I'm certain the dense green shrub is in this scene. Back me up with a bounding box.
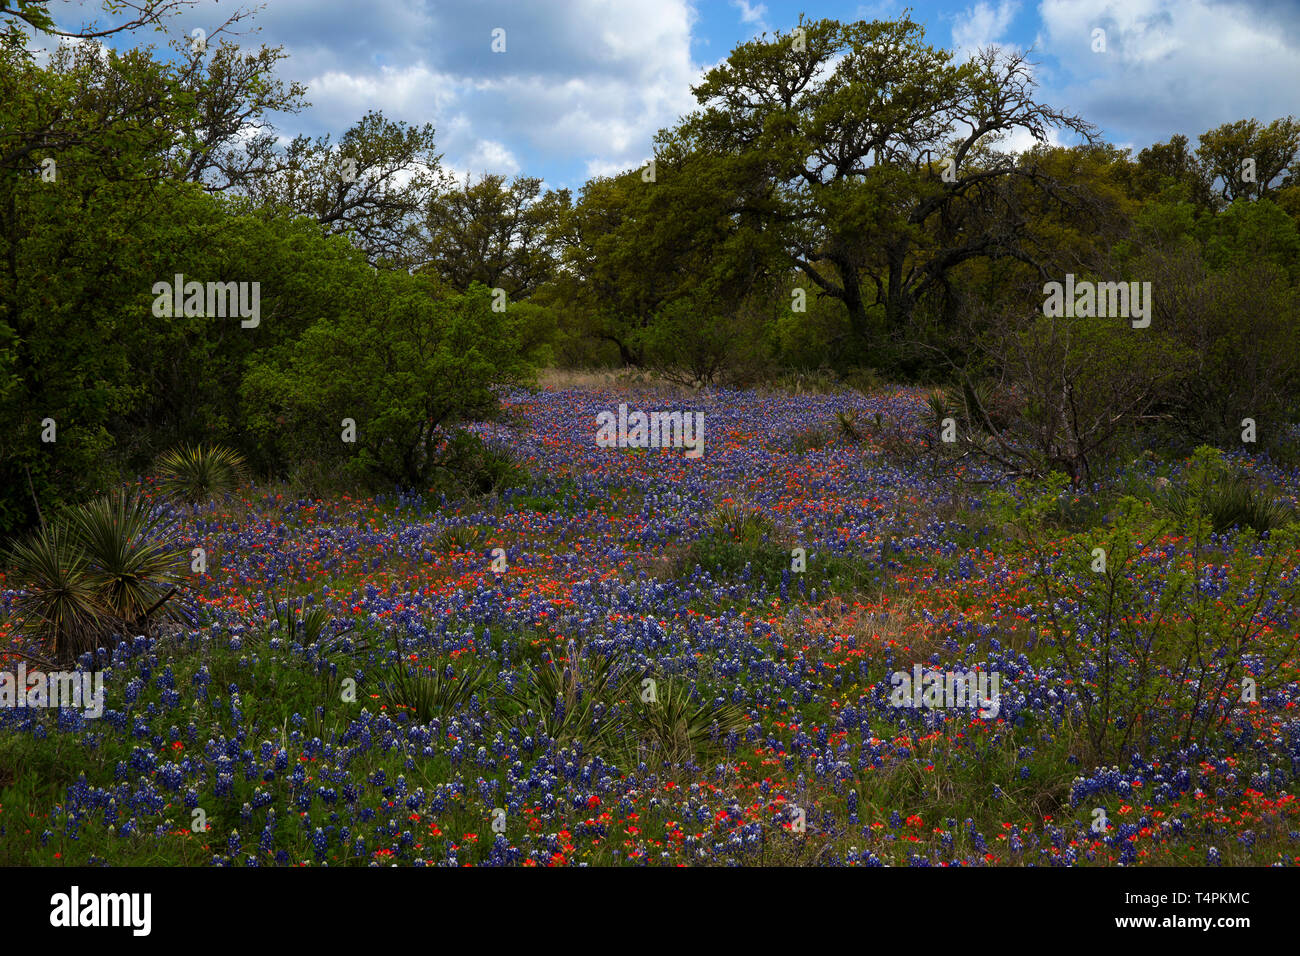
[241,279,540,492]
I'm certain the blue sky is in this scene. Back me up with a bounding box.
[41,0,1300,191]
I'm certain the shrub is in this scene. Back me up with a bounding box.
[681,534,791,586]
[1000,453,1300,764]
[839,367,883,394]
[241,279,538,492]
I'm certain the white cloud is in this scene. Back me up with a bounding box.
[286,0,700,189]
[303,64,463,130]
[952,0,1021,61]
[585,157,640,180]
[996,124,1064,155]
[731,0,769,33]
[455,139,522,180]
[1035,0,1300,138]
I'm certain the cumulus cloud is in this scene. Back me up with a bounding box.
[34,0,1300,182]
[451,139,522,183]
[731,0,770,34]
[951,0,1021,60]
[43,0,701,188]
[1034,0,1300,141]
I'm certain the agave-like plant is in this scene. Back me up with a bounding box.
[5,523,103,663]
[72,489,187,628]
[1165,473,1294,535]
[155,443,247,505]
[434,524,487,553]
[504,641,640,752]
[925,387,951,426]
[380,633,495,724]
[268,593,333,645]
[635,680,748,769]
[709,502,775,542]
[8,488,188,663]
[834,410,863,442]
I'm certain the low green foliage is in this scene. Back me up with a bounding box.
[429,431,529,498]
[1163,469,1293,534]
[634,679,748,771]
[434,524,489,553]
[998,450,1300,764]
[709,502,776,542]
[788,426,832,453]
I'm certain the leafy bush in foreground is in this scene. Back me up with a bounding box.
[1001,449,1300,764]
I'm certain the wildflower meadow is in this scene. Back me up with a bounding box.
[2,0,1295,938]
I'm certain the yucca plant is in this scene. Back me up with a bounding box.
[380,634,495,724]
[72,489,187,628]
[268,593,333,645]
[709,502,775,542]
[7,488,188,663]
[634,679,748,770]
[503,641,640,753]
[155,443,247,505]
[1165,473,1293,535]
[5,523,103,664]
[434,524,487,553]
[835,410,863,442]
[925,387,951,426]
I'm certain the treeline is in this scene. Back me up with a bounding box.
[3,6,1300,532]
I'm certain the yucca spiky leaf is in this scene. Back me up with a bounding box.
[6,522,105,663]
[381,633,495,723]
[434,524,487,553]
[636,679,748,768]
[709,502,775,542]
[155,443,247,505]
[503,641,639,751]
[71,489,187,628]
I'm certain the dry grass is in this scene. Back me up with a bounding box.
[536,367,706,401]
[537,368,629,389]
[799,593,941,659]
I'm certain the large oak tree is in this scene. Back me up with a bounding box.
[674,14,1095,360]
